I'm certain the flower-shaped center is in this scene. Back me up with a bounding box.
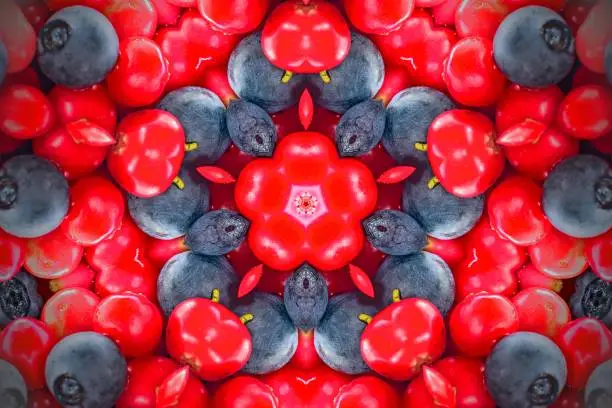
[295,192,316,216]
[285,186,328,226]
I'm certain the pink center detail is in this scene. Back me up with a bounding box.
[284,185,328,227]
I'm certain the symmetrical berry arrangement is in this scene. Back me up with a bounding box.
[0,0,611,407]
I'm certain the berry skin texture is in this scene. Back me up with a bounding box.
[362,210,427,256]
[0,272,43,326]
[0,85,55,140]
[0,155,69,239]
[186,210,250,256]
[45,331,127,408]
[585,359,612,408]
[543,155,612,239]
[41,288,100,340]
[336,99,386,158]
[226,99,277,157]
[528,226,588,280]
[486,332,567,408]
[444,37,507,107]
[493,6,575,88]
[570,271,612,327]
[283,264,328,331]
[37,6,120,89]
[555,318,612,390]
[24,227,83,280]
[557,85,612,140]
[450,293,520,358]
[0,359,28,408]
[512,288,571,338]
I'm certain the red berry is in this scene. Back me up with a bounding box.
[151,0,180,26]
[94,256,158,302]
[0,85,55,140]
[106,37,169,107]
[432,0,461,26]
[41,287,100,339]
[555,318,612,389]
[586,229,612,281]
[48,85,117,133]
[212,376,277,408]
[335,376,401,408]
[576,0,612,73]
[0,318,56,390]
[517,263,563,293]
[61,176,125,247]
[512,288,570,338]
[455,0,510,40]
[496,84,564,133]
[557,85,612,140]
[290,330,321,371]
[0,229,25,282]
[564,0,597,35]
[16,0,49,33]
[487,176,551,246]
[93,293,163,358]
[343,0,415,35]
[146,236,189,269]
[49,263,96,293]
[24,228,83,280]
[197,0,270,34]
[424,236,465,268]
[528,227,588,280]
[102,0,158,40]
[0,1,37,73]
[449,293,519,357]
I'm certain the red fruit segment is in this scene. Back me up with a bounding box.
[212,376,278,408]
[48,85,117,133]
[576,0,612,73]
[197,166,236,184]
[517,263,563,293]
[335,376,402,408]
[586,230,612,281]
[24,228,83,280]
[200,65,237,106]
[147,236,189,270]
[512,288,570,338]
[0,85,55,140]
[424,237,464,267]
[49,263,95,293]
[197,0,270,34]
[156,366,190,408]
[376,166,416,184]
[299,89,314,130]
[237,264,264,298]
[102,0,158,40]
[556,85,612,140]
[528,228,588,280]
[348,264,375,298]
[41,288,100,339]
[66,119,116,147]
[496,84,564,133]
[343,0,414,35]
[0,230,25,282]
[495,119,547,147]
[94,257,158,302]
[422,366,456,408]
[455,0,510,40]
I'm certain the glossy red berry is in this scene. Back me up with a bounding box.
[0,318,56,390]
[487,176,551,246]
[41,287,100,339]
[197,0,270,34]
[0,0,36,73]
[528,227,588,280]
[24,228,83,280]
[343,0,414,35]
[517,263,563,293]
[147,236,189,269]
[335,376,401,408]
[557,85,612,140]
[0,85,55,140]
[93,293,163,358]
[555,318,612,390]
[48,85,117,133]
[586,229,612,281]
[444,37,507,107]
[212,376,277,408]
[496,84,564,133]
[102,0,158,40]
[0,230,25,282]
[455,0,510,40]
[106,37,169,107]
[61,176,125,247]
[449,293,519,357]
[49,263,96,293]
[94,256,159,302]
[576,0,612,73]
[512,288,571,338]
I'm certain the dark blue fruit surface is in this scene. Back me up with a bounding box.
[493,6,575,88]
[485,332,567,408]
[226,99,277,157]
[186,210,249,256]
[403,165,484,240]
[157,86,230,165]
[314,292,378,375]
[228,33,307,114]
[37,6,119,89]
[606,42,612,85]
[335,99,386,157]
[543,154,612,238]
[373,251,455,316]
[382,86,455,165]
[0,359,27,408]
[362,210,426,256]
[45,331,127,408]
[283,264,328,331]
[307,32,384,114]
[128,168,210,240]
[0,271,43,327]
[570,270,612,328]
[0,155,69,239]
[233,292,297,375]
[0,41,7,86]
[157,251,238,316]
[585,359,612,408]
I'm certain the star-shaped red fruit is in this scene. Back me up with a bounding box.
[235,132,377,271]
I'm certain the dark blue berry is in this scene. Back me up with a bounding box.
[570,271,612,327]
[45,332,127,408]
[543,155,612,238]
[0,272,42,327]
[0,41,7,86]
[157,251,238,316]
[0,155,69,238]
[585,359,612,408]
[37,6,119,89]
[283,264,328,331]
[335,99,386,157]
[363,210,427,256]
[0,359,27,408]
[493,6,575,88]
[605,42,612,85]
[185,210,249,256]
[226,98,277,157]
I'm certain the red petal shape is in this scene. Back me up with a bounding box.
[423,366,457,408]
[238,264,264,298]
[66,119,115,147]
[196,166,236,184]
[496,119,547,147]
[349,264,375,298]
[299,89,314,130]
[156,366,190,408]
[377,166,417,184]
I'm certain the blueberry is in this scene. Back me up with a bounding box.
[0,155,69,238]
[363,210,427,256]
[226,99,277,157]
[157,251,238,316]
[37,6,119,89]
[585,359,612,408]
[0,41,7,86]
[335,99,386,157]
[0,272,43,327]
[606,42,612,85]
[543,155,612,238]
[45,332,127,408]
[493,6,575,88]
[228,33,307,114]
[185,209,249,256]
[570,271,612,327]
[233,292,297,374]
[307,33,384,114]
[485,332,567,408]
[283,264,328,331]
[0,359,27,408]
[382,87,455,165]
[157,87,230,165]
[314,292,378,374]
[373,252,455,316]
[128,168,210,240]
[403,165,484,240]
